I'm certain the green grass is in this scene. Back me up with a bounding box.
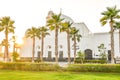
[0,70,120,80]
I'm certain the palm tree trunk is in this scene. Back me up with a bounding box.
[13,41,15,53]
[110,21,115,64]
[13,41,16,62]
[67,31,71,64]
[55,27,58,63]
[3,46,5,61]
[41,34,44,62]
[5,27,9,62]
[74,35,76,62]
[32,37,35,62]
[119,29,120,53]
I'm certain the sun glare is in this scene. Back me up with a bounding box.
[16,38,23,45]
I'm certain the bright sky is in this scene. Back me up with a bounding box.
[0,0,120,39]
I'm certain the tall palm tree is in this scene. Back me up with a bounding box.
[0,16,15,62]
[25,27,40,62]
[61,21,72,64]
[38,26,49,61]
[47,12,64,63]
[70,27,82,62]
[113,22,120,54]
[100,6,120,63]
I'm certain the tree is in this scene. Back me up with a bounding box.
[70,27,82,62]
[100,6,120,63]
[25,27,40,62]
[11,35,16,53]
[10,35,19,62]
[61,21,72,64]
[11,52,19,62]
[0,39,9,61]
[98,44,107,60]
[47,12,64,63]
[77,51,85,64]
[113,22,120,54]
[38,26,49,61]
[0,16,15,62]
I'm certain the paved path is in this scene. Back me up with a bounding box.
[46,62,73,67]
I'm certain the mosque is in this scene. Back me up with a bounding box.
[19,11,119,62]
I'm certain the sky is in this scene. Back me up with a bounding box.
[0,0,120,39]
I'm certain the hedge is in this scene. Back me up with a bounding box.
[75,59,107,64]
[0,62,61,71]
[67,64,120,72]
[0,62,120,72]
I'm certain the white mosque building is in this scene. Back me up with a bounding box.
[19,11,119,62]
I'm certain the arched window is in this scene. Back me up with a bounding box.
[48,45,51,49]
[60,45,63,49]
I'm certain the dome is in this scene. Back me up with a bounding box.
[46,11,74,23]
[61,14,74,23]
[48,10,54,15]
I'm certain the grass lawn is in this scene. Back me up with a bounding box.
[0,70,120,80]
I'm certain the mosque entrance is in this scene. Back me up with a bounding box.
[84,49,92,59]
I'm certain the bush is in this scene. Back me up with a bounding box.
[77,51,85,64]
[75,59,107,64]
[11,52,19,62]
[67,64,120,72]
[0,62,61,71]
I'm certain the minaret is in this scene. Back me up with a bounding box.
[60,8,62,14]
[46,10,54,22]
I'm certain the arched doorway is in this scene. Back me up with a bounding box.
[59,51,63,61]
[47,51,52,61]
[108,50,111,61]
[84,49,92,59]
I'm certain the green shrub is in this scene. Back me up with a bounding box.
[11,52,19,62]
[75,59,107,64]
[1,62,120,73]
[77,51,85,64]
[67,64,120,72]
[0,62,61,71]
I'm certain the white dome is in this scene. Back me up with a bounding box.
[46,11,74,23]
[61,14,74,23]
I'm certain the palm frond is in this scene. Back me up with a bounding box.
[101,21,107,26]
[100,16,108,22]
[47,19,54,24]
[114,15,120,19]
[113,22,120,29]
[50,26,55,30]
[8,28,14,33]
[0,27,4,32]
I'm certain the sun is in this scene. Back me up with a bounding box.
[16,38,23,45]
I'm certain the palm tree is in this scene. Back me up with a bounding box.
[47,12,64,63]
[70,27,82,62]
[0,39,9,61]
[0,16,15,62]
[61,21,72,64]
[11,35,16,53]
[113,22,120,54]
[25,27,40,62]
[100,6,120,63]
[38,26,49,61]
